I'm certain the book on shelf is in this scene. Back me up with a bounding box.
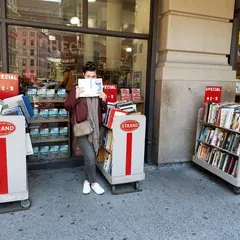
[104,108,128,129]
[97,147,112,174]
[199,126,240,154]
[196,143,238,178]
[100,127,113,152]
[203,102,240,130]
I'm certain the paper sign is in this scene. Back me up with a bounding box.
[78,78,103,97]
[204,86,222,103]
[103,84,117,103]
[120,88,131,101]
[0,73,19,100]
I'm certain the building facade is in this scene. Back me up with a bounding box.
[0,0,238,166]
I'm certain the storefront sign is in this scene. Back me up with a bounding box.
[204,86,222,103]
[103,84,117,103]
[120,120,139,132]
[0,122,16,136]
[0,73,19,100]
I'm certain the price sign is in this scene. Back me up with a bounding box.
[103,84,117,103]
[0,73,19,100]
[204,86,222,103]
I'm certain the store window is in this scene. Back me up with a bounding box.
[7,0,83,27]
[88,0,150,33]
[8,25,148,159]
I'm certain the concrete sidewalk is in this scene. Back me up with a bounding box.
[0,164,240,240]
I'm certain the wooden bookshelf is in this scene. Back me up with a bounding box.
[32,137,69,144]
[30,99,66,103]
[31,119,68,123]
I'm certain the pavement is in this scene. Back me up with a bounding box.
[0,164,240,240]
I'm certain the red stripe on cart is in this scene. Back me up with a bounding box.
[0,138,8,194]
[126,132,133,175]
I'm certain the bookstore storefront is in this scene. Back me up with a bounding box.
[0,0,157,167]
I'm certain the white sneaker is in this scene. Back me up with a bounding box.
[91,182,105,195]
[83,180,91,195]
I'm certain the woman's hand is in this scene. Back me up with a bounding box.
[76,86,85,99]
[99,92,107,102]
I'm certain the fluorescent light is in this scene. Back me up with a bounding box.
[88,0,96,2]
[49,35,56,41]
[126,47,132,52]
[70,17,80,25]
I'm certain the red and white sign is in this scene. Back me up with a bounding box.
[120,120,139,132]
[132,88,141,101]
[204,86,222,103]
[120,88,131,101]
[112,115,146,179]
[0,122,16,136]
[0,73,19,100]
[0,116,28,200]
[22,68,36,83]
[103,84,117,103]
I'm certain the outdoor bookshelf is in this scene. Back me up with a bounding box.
[97,115,146,194]
[193,108,240,194]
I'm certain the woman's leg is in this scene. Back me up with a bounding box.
[76,136,97,183]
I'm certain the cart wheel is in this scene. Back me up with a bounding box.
[134,182,140,190]
[233,186,240,195]
[20,199,31,208]
[112,185,116,194]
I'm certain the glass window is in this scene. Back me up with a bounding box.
[22,49,27,56]
[8,26,148,157]
[88,0,150,33]
[30,49,35,56]
[22,32,26,36]
[23,39,27,46]
[31,32,35,37]
[30,40,35,46]
[7,0,83,27]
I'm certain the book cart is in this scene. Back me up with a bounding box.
[0,116,30,208]
[97,115,146,194]
[29,98,70,162]
[192,108,240,194]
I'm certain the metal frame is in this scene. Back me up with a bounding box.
[0,0,158,165]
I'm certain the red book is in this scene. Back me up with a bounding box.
[107,108,128,129]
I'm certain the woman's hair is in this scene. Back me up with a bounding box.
[83,61,96,73]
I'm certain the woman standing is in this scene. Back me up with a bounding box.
[64,62,107,195]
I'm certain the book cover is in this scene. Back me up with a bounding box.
[78,78,103,97]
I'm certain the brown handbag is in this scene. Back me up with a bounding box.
[73,112,93,137]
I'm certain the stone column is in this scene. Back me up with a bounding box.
[106,0,122,69]
[153,0,236,164]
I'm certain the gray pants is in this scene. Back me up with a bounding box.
[76,136,97,183]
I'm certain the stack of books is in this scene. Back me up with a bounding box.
[97,147,112,174]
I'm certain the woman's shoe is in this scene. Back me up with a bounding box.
[83,180,91,195]
[91,182,105,195]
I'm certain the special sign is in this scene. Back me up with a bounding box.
[103,84,117,103]
[0,73,19,100]
[204,86,222,103]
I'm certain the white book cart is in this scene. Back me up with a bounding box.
[97,115,146,194]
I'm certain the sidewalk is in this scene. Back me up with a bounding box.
[0,164,240,240]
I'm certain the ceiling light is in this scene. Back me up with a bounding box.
[49,35,56,41]
[70,17,80,25]
[126,47,132,52]
[88,0,96,2]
